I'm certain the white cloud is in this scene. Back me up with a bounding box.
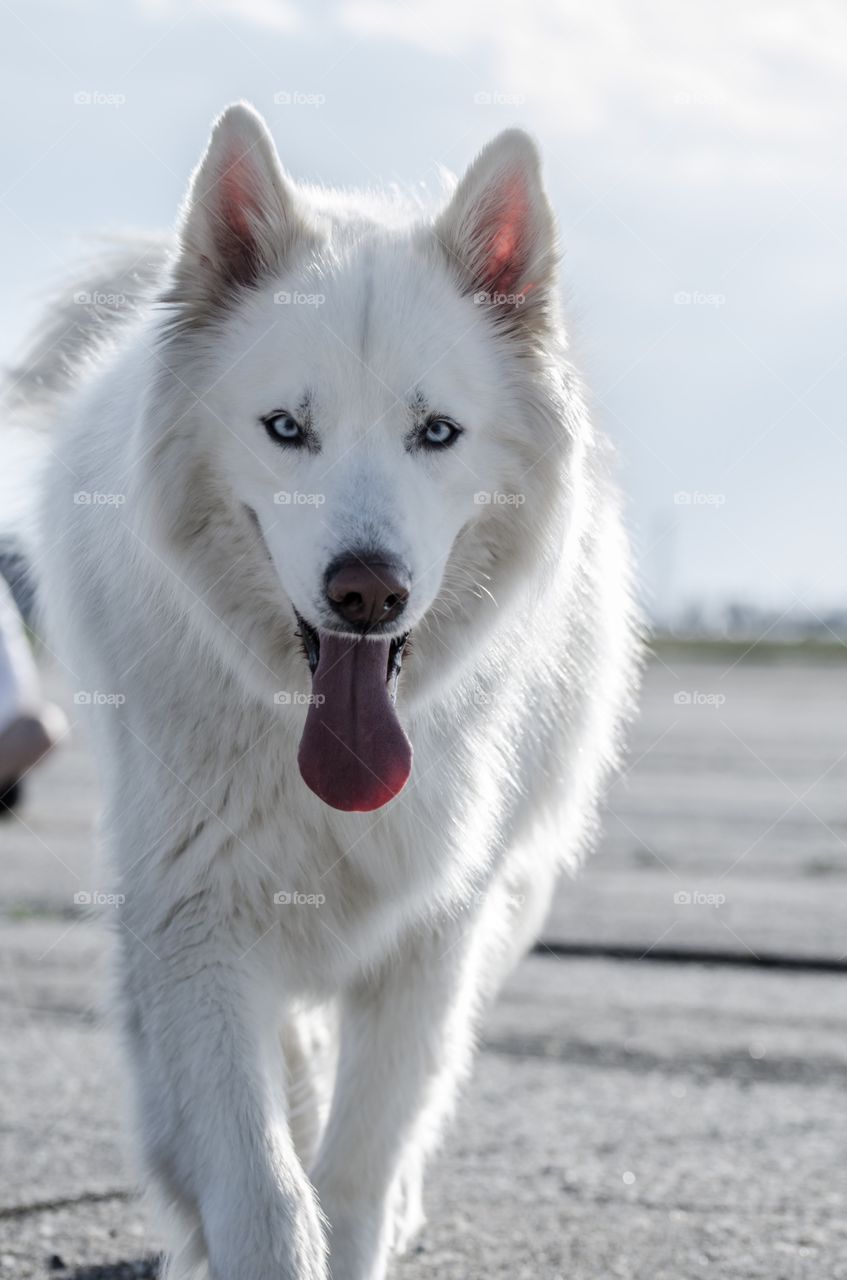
[338,0,847,179]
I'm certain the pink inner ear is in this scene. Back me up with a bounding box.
[211,147,266,283]
[480,173,532,299]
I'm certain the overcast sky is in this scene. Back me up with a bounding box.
[1,0,844,620]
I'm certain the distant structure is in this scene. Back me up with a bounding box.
[657,600,847,645]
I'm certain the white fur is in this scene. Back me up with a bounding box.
[28,104,640,1280]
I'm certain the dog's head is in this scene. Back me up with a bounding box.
[145,104,575,812]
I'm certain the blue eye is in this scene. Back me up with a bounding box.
[262,410,304,445]
[422,417,462,448]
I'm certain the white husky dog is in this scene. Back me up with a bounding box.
[31,104,639,1279]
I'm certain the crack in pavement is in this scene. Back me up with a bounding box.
[532,941,847,974]
[484,1035,847,1084]
[0,1190,131,1220]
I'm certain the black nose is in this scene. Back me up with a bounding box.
[325,554,410,631]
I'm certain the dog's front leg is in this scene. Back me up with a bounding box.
[121,926,328,1280]
[310,915,492,1280]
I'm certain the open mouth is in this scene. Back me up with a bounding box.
[295,613,409,693]
[293,612,413,813]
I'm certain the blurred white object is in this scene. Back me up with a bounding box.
[0,574,65,787]
[0,573,40,732]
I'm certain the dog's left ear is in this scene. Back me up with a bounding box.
[169,102,311,313]
[434,130,558,332]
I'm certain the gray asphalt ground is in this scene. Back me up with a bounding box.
[2,657,846,1279]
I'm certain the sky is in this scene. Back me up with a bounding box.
[0,0,845,621]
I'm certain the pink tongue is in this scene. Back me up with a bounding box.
[298,631,412,812]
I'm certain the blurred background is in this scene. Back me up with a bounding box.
[1,5,846,1278]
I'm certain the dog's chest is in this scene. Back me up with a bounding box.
[149,690,509,984]
[226,758,489,985]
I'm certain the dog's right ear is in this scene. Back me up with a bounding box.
[169,103,308,313]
